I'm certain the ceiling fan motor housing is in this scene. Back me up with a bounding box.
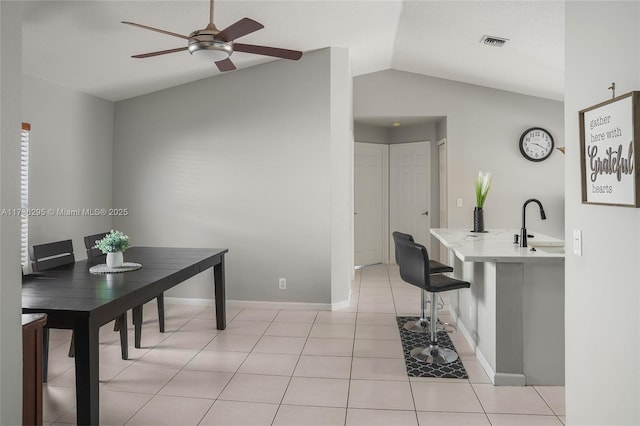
[188,31,233,61]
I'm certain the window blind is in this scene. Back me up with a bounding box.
[21,122,30,270]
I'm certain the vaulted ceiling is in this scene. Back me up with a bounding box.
[22,1,564,102]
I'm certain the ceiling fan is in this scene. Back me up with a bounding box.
[122,0,303,72]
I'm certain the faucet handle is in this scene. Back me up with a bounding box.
[513,234,519,244]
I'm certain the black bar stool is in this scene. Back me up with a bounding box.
[395,237,470,364]
[392,231,453,333]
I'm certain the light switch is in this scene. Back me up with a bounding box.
[456,198,463,208]
[573,229,582,256]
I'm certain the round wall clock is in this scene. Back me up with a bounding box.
[519,127,554,162]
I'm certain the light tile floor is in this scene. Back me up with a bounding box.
[44,264,566,425]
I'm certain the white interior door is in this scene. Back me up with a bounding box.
[390,142,431,262]
[354,143,386,266]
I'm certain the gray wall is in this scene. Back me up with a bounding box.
[0,2,23,423]
[329,48,354,304]
[22,75,114,256]
[354,70,565,238]
[113,48,352,305]
[565,2,640,424]
[389,122,437,144]
[354,122,389,143]
[436,118,447,142]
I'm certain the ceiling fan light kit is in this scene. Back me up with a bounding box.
[188,39,233,62]
[123,0,302,72]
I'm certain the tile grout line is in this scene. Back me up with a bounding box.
[346,266,364,425]
[269,308,319,426]
[384,264,421,425]
[123,305,211,425]
[468,381,493,425]
[173,306,236,421]
[196,306,285,424]
[48,305,171,424]
[532,385,565,422]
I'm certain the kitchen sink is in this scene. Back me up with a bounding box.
[529,240,565,254]
[534,245,565,254]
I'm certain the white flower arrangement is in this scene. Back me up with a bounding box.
[94,230,130,254]
[474,171,493,208]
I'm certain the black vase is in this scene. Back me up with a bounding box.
[473,207,485,232]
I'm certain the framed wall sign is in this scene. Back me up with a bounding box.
[579,91,640,207]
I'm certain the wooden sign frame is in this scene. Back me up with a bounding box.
[579,91,640,207]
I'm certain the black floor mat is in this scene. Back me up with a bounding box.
[396,316,468,379]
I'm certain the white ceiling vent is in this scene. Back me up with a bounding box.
[480,35,509,47]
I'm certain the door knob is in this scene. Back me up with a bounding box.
[422,211,429,216]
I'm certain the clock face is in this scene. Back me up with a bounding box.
[519,127,554,162]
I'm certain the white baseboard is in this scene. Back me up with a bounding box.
[164,296,342,311]
[228,300,332,311]
[493,372,526,386]
[330,298,352,311]
[164,297,214,306]
[447,305,497,385]
[330,285,353,311]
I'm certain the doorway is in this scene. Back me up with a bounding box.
[354,141,431,266]
[354,143,388,266]
[389,141,431,262]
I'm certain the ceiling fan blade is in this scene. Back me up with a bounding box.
[215,58,236,72]
[234,43,303,60]
[132,47,188,59]
[216,18,264,42]
[122,21,192,41]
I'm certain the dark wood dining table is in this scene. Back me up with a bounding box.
[22,246,228,425]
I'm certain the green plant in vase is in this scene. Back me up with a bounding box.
[95,230,130,267]
[473,171,492,232]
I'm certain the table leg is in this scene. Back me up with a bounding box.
[118,312,128,360]
[73,319,100,425]
[214,256,226,330]
[42,328,49,383]
[133,306,142,348]
[157,294,165,333]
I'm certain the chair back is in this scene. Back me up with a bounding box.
[392,231,414,264]
[84,232,109,263]
[395,237,433,291]
[30,239,75,272]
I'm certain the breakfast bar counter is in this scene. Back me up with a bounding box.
[432,228,565,262]
[431,228,565,386]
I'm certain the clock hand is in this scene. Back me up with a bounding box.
[532,142,545,149]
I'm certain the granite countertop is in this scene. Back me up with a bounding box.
[431,228,565,263]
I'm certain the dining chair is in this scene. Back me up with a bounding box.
[84,232,166,348]
[29,239,127,381]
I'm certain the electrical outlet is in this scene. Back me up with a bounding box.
[456,198,463,208]
[279,278,286,290]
